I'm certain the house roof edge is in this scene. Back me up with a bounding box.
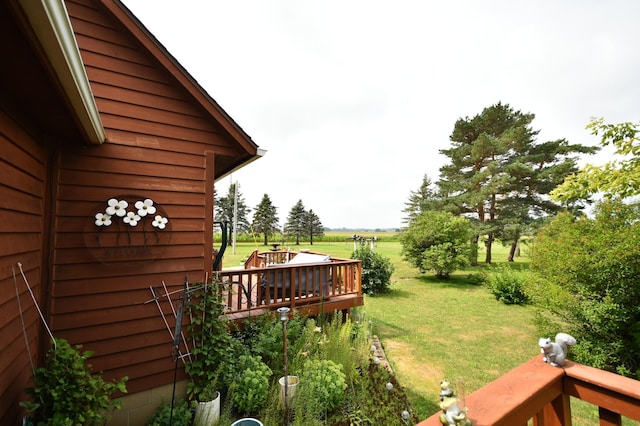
[18,0,106,145]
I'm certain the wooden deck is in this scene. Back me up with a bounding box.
[215,250,363,324]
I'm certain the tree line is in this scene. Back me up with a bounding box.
[214,185,324,245]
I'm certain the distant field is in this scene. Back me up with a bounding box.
[218,231,399,268]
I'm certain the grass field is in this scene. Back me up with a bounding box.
[219,233,639,425]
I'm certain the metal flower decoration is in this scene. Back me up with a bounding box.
[94,197,168,229]
[106,198,128,217]
[152,215,168,230]
[135,199,156,217]
[94,212,112,226]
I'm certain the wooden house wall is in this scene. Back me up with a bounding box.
[0,109,47,424]
[43,0,238,394]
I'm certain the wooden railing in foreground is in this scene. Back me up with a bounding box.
[216,251,362,320]
[417,355,640,426]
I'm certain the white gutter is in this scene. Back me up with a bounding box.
[18,0,106,145]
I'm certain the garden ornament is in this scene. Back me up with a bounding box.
[439,379,454,401]
[539,333,577,367]
[439,397,471,426]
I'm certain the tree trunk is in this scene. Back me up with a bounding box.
[263,233,268,246]
[507,234,520,262]
[484,234,493,264]
[469,235,479,266]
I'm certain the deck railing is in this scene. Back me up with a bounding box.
[216,250,362,319]
[417,355,640,426]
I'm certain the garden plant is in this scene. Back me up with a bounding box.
[21,338,127,426]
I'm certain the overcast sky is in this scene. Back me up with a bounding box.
[122,1,640,230]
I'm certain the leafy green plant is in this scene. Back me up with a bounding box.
[21,338,127,426]
[317,313,370,384]
[531,202,640,378]
[484,265,530,305]
[185,280,233,401]
[146,399,193,426]
[298,359,347,417]
[351,246,395,295]
[400,210,471,278]
[234,310,305,377]
[229,355,272,415]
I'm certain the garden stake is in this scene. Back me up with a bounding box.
[278,307,291,425]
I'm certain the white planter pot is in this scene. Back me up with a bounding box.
[278,375,299,406]
[193,391,220,426]
[231,418,264,426]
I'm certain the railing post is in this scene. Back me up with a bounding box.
[598,407,622,426]
[539,393,571,426]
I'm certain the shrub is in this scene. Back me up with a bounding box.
[146,399,193,426]
[21,338,127,426]
[351,246,395,294]
[484,265,530,305]
[297,359,347,418]
[234,311,306,377]
[530,201,640,378]
[229,355,272,415]
[400,210,471,278]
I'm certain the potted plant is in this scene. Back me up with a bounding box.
[192,374,221,426]
[20,338,127,426]
[185,279,232,425]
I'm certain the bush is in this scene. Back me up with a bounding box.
[530,201,640,378]
[21,338,127,426]
[400,210,471,278]
[234,311,306,377]
[297,359,347,418]
[146,399,193,426]
[484,265,530,305]
[351,246,395,294]
[229,355,273,415]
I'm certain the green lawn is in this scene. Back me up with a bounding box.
[220,236,639,425]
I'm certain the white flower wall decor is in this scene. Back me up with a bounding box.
[94,198,169,229]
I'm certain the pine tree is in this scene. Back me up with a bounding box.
[303,209,324,245]
[252,194,280,245]
[402,175,440,227]
[214,182,251,243]
[284,200,306,245]
[438,102,596,263]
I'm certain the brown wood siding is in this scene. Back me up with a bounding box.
[0,110,46,424]
[40,0,234,393]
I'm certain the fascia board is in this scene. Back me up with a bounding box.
[18,0,106,145]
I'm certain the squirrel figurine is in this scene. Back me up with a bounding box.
[439,396,472,426]
[439,379,454,401]
[539,333,577,367]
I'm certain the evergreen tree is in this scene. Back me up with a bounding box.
[303,209,324,245]
[402,175,441,227]
[498,138,596,260]
[252,194,280,245]
[438,102,596,264]
[214,182,251,243]
[284,200,306,245]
